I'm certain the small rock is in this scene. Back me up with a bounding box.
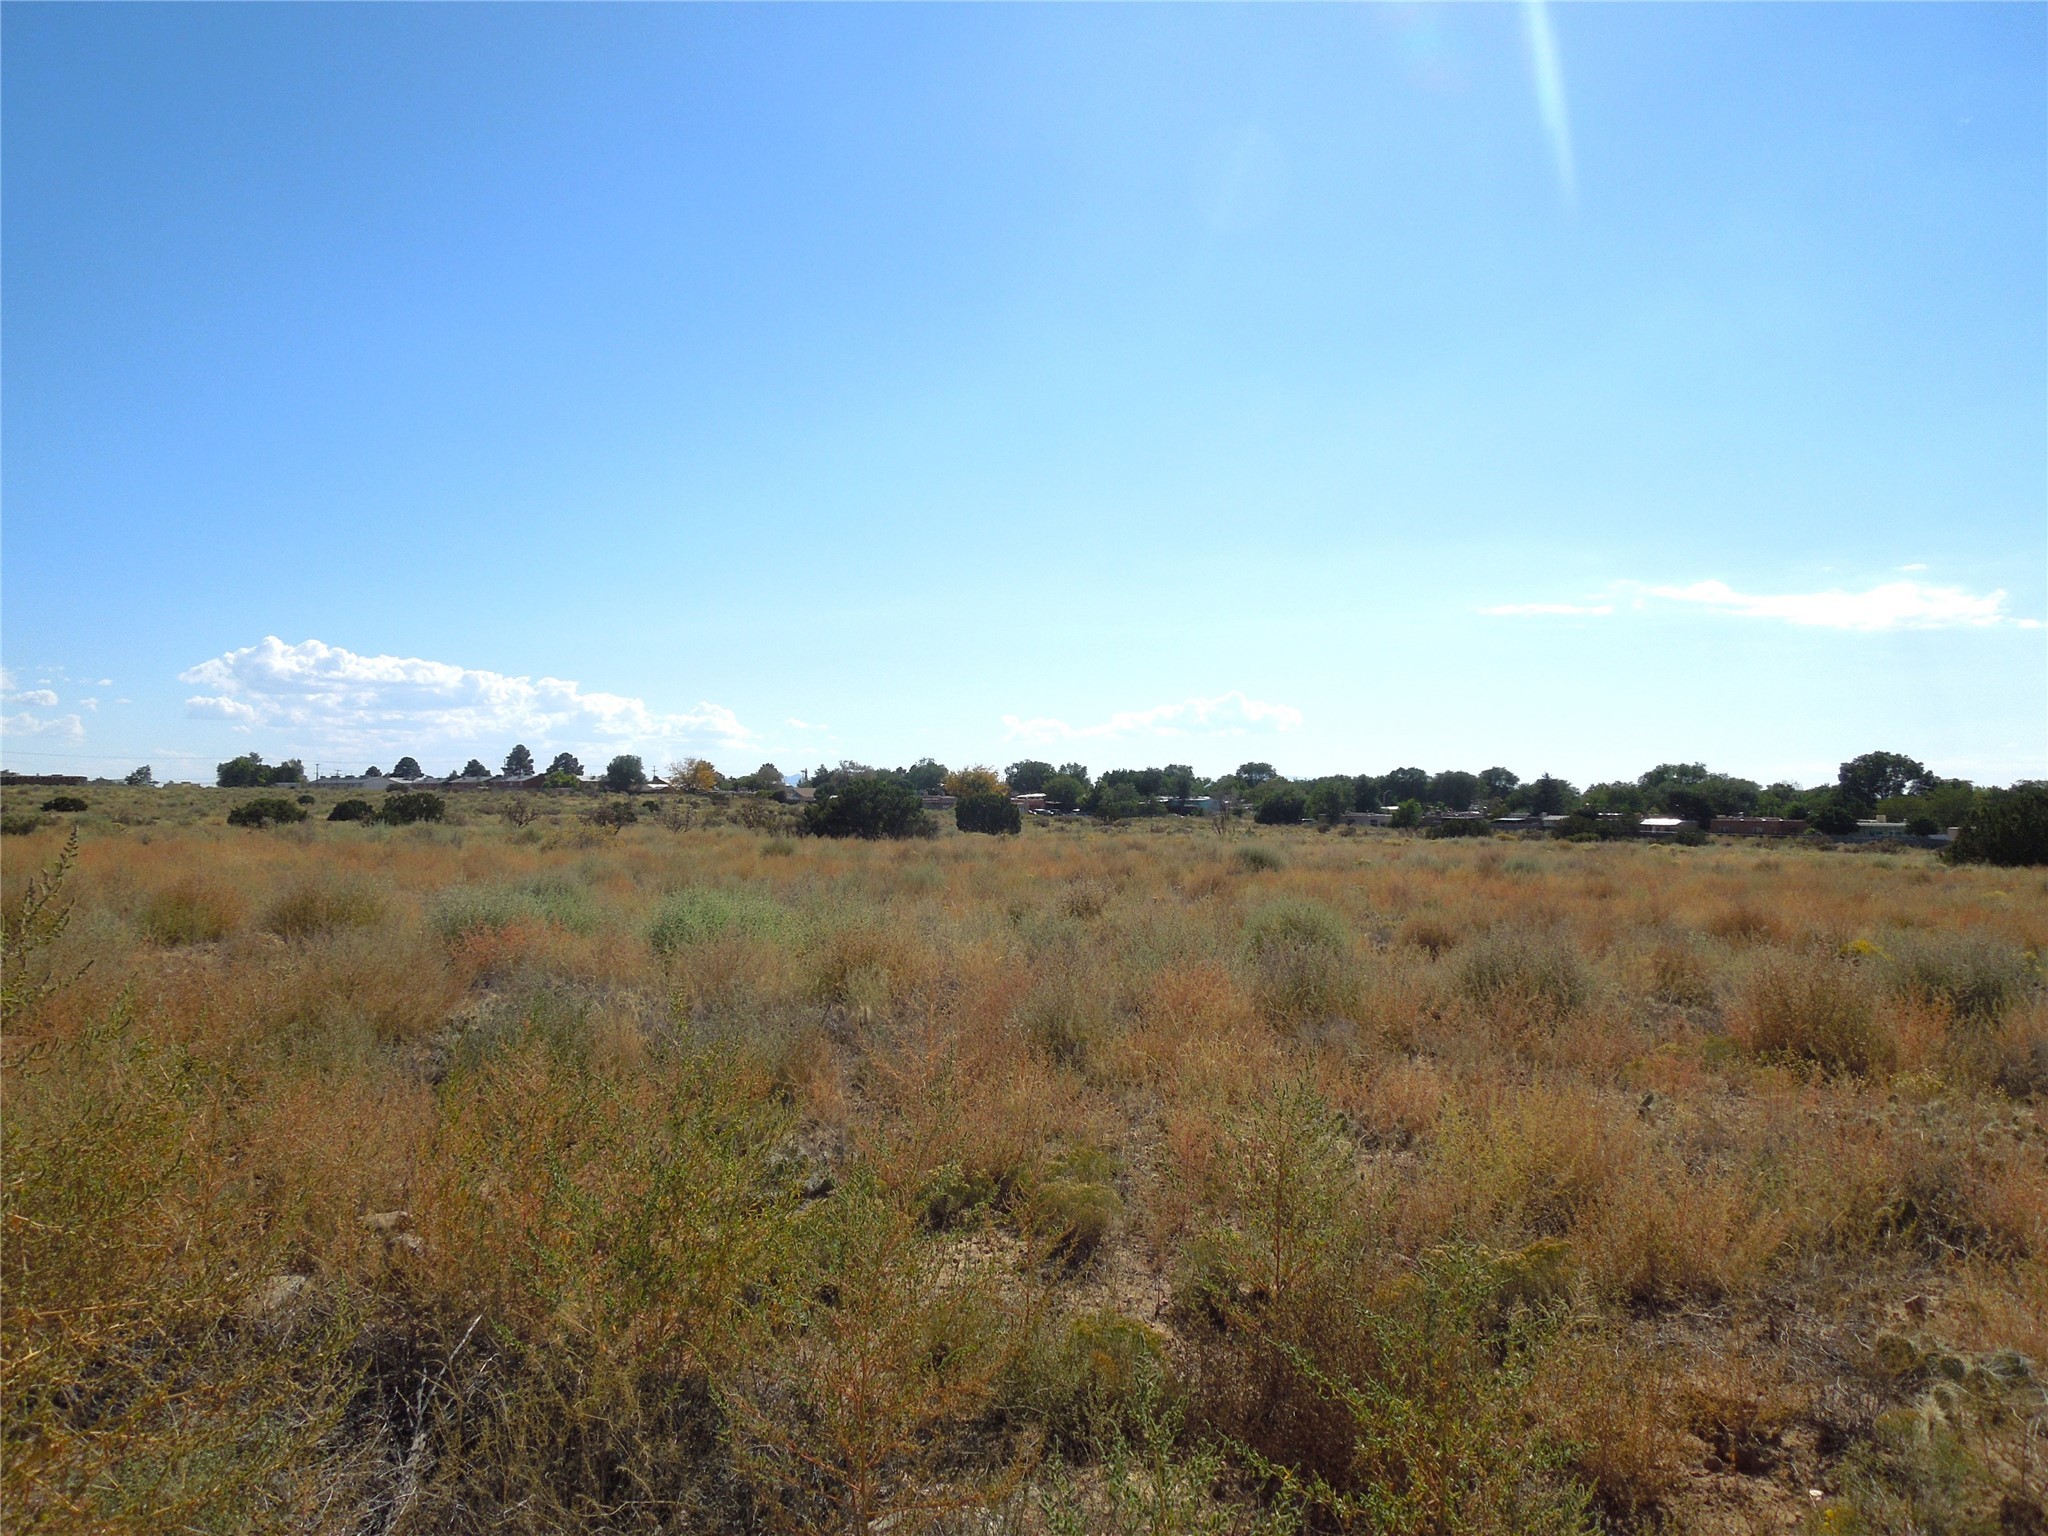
[360,1210,412,1234]
[241,1273,309,1320]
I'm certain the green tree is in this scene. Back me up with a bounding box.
[1254,785,1308,825]
[1427,770,1480,811]
[1477,767,1520,799]
[547,751,584,778]
[804,776,934,840]
[1043,774,1086,813]
[1236,762,1277,789]
[1004,760,1055,794]
[955,793,1021,835]
[1351,774,1382,810]
[392,756,425,779]
[604,754,649,793]
[123,765,154,787]
[1580,781,1646,815]
[459,758,491,779]
[1161,763,1197,805]
[1838,750,1929,809]
[1946,785,2048,867]
[1307,776,1353,823]
[1086,779,1149,823]
[1057,762,1091,786]
[1664,789,1718,830]
[1514,774,1579,815]
[902,758,948,794]
[1637,762,1709,792]
[1380,767,1429,805]
[216,753,304,788]
[504,743,536,777]
[1389,798,1423,828]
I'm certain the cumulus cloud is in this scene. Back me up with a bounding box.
[2,712,85,741]
[179,637,754,754]
[1483,577,2037,631]
[6,688,59,708]
[1002,691,1303,744]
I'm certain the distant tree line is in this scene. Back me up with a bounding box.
[199,741,2044,862]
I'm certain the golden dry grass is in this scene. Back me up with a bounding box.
[3,788,2044,1533]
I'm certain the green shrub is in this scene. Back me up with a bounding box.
[225,797,309,828]
[433,878,601,940]
[215,753,305,788]
[2,813,43,836]
[1235,843,1284,873]
[803,776,933,840]
[648,887,791,954]
[1012,1311,1169,1449]
[1457,928,1590,1016]
[1390,798,1424,829]
[379,791,445,825]
[141,878,245,945]
[326,798,377,822]
[1881,932,2035,1023]
[1946,785,2048,867]
[1243,899,1355,1023]
[1254,786,1307,825]
[1811,798,1861,836]
[955,792,1021,835]
[587,800,638,833]
[262,875,387,939]
[1427,817,1493,839]
[38,796,87,813]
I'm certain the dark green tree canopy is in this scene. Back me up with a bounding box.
[1478,767,1520,798]
[392,756,424,779]
[604,754,649,793]
[123,765,154,787]
[901,758,948,794]
[803,775,934,840]
[1946,785,2048,867]
[1838,751,1929,808]
[1235,762,1277,789]
[459,759,491,779]
[1513,774,1580,815]
[956,792,1022,835]
[504,744,536,777]
[1379,767,1429,805]
[216,754,306,789]
[1057,763,1091,786]
[1004,760,1055,794]
[1043,774,1086,812]
[1254,784,1308,824]
[547,752,584,778]
[1428,770,1480,811]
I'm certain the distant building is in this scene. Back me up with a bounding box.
[1711,816,1807,837]
[920,794,959,810]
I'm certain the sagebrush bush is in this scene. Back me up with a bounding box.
[140,875,247,944]
[648,886,791,954]
[1880,930,2035,1023]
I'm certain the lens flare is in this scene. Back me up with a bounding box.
[1522,0,1576,203]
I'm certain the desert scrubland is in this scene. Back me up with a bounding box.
[4,787,2045,1534]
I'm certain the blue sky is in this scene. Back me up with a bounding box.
[4,3,2042,786]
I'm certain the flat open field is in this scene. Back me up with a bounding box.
[5,788,2045,1534]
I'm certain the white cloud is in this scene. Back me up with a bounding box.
[178,637,754,755]
[786,718,832,732]
[1483,577,2038,631]
[1638,578,2036,631]
[1003,690,1304,744]
[2,712,85,741]
[5,688,59,707]
[79,698,99,711]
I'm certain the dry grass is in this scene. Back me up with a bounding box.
[3,787,2044,1533]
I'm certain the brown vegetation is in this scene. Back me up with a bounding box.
[3,787,2044,1532]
